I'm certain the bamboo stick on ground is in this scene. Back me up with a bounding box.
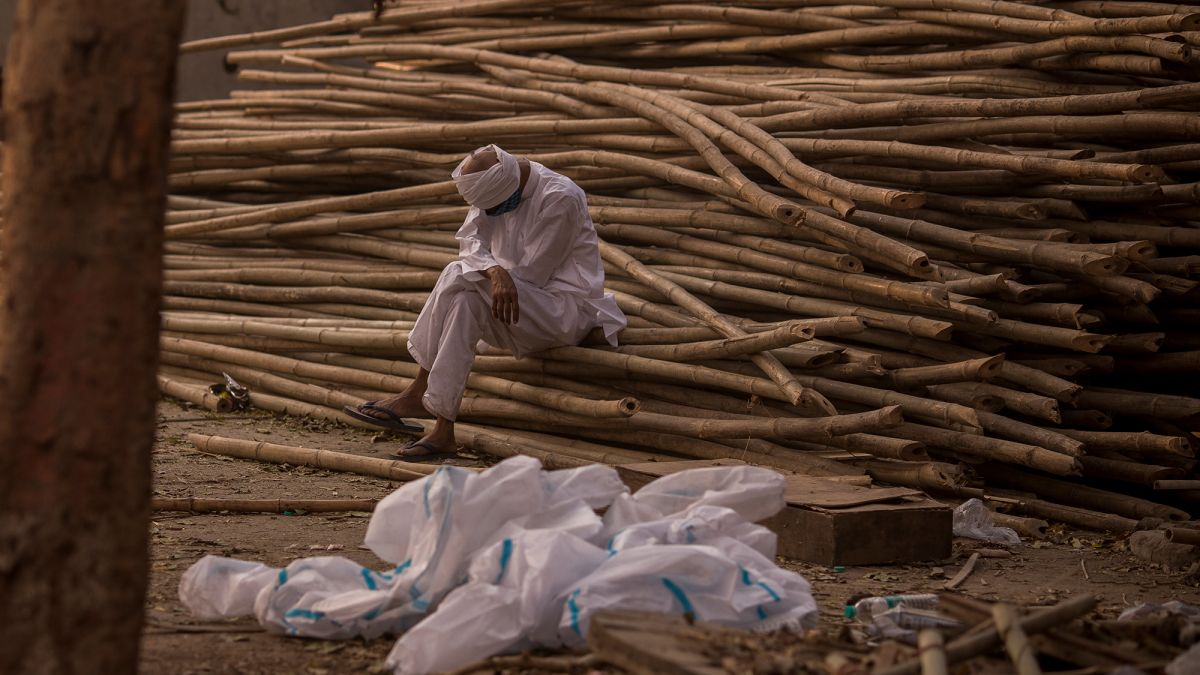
[989,511,1050,540]
[187,434,436,480]
[152,497,377,513]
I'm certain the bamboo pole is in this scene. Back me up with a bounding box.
[601,243,833,413]
[152,497,377,513]
[608,321,815,361]
[990,511,1049,540]
[187,434,436,480]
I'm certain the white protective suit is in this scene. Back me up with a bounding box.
[407,156,626,420]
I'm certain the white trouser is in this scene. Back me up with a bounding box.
[407,261,594,420]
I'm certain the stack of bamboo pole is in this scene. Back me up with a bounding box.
[141,0,1200,532]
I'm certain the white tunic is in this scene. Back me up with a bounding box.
[406,161,625,420]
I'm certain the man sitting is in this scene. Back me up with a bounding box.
[345,145,625,456]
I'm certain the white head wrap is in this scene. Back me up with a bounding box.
[451,144,520,209]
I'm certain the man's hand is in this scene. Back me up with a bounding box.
[484,266,520,325]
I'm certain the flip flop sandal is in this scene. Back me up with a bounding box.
[342,401,425,433]
[393,439,457,460]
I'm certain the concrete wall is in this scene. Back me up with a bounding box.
[1,0,363,101]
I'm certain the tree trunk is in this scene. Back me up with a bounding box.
[0,2,184,673]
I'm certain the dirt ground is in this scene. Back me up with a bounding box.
[140,399,1200,674]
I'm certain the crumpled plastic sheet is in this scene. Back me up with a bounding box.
[178,456,818,674]
[951,498,1021,545]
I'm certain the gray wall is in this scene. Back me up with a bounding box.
[1,0,364,101]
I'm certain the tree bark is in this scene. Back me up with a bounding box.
[0,2,184,673]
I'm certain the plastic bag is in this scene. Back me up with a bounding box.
[386,466,805,674]
[557,463,813,649]
[605,503,778,558]
[179,556,278,620]
[179,457,628,640]
[557,537,818,647]
[603,464,786,536]
[952,498,1021,545]
[178,456,817,675]
[387,529,608,674]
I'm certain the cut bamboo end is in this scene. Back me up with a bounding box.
[801,389,840,416]
[618,396,641,416]
[1002,282,1039,304]
[991,511,1048,540]
[775,204,804,224]
[910,256,937,279]
[899,445,930,462]
[1015,204,1044,220]
[1127,164,1165,183]
[1165,527,1200,546]
[1056,457,1084,477]
[1071,334,1112,353]
[928,324,954,341]
[1079,254,1128,276]
[877,404,904,428]
[832,197,857,218]
[1039,403,1062,425]
[1122,241,1158,262]
[791,325,818,342]
[977,355,1005,381]
[886,191,925,210]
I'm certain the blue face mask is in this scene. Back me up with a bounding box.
[485,189,522,217]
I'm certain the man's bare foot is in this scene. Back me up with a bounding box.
[395,426,456,458]
[361,393,433,420]
[393,432,453,454]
